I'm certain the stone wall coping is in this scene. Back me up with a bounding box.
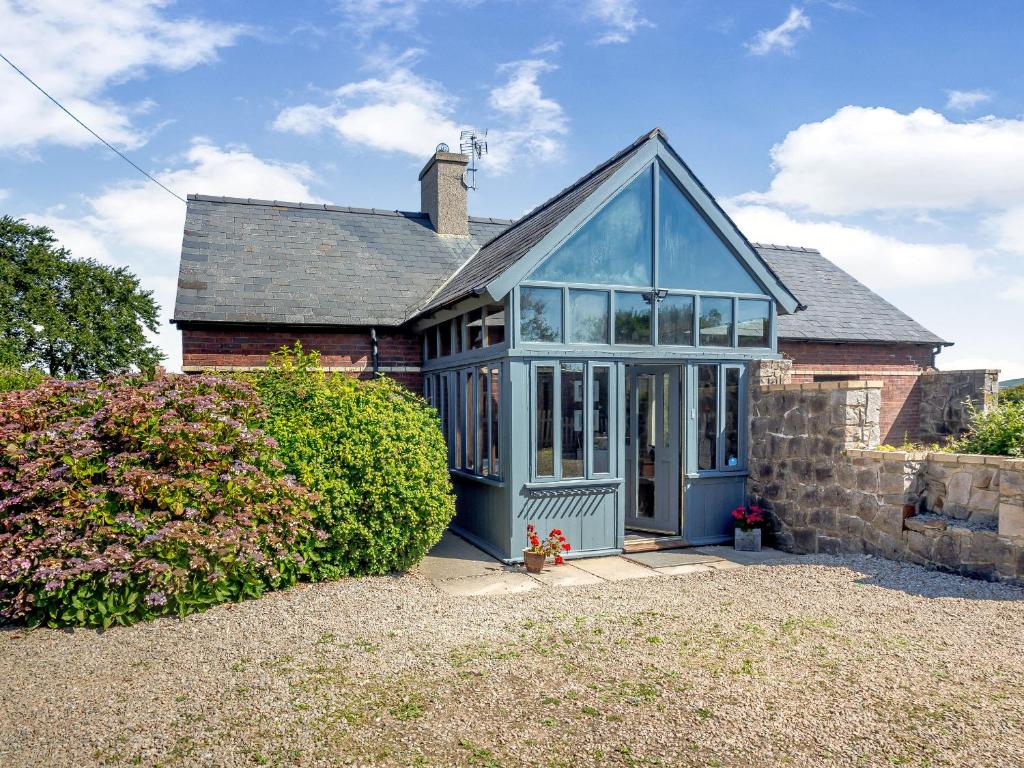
[759,380,884,393]
[844,448,1020,469]
[920,369,1001,376]
[845,448,928,461]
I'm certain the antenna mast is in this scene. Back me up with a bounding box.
[459,129,488,190]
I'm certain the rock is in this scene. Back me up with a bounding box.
[999,503,1024,538]
[946,471,973,507]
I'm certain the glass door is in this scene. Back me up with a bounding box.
[624,365,682,535]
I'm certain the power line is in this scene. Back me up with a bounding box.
[0,50,186,204]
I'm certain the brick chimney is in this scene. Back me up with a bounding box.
[419,150,469,235]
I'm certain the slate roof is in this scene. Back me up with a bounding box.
[755,244,949,345]
[172,196,509,327]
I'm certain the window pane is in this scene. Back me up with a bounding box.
[464,370,474,471]
[489,368,501,477]
[426,328,438,359]
[467,308,484,350]
[439,374,449,464]
[697,364,718,471]
[477,367,488,474]
[439,319,452,357]
[568,289,609,344]
[737,299,770,348]
[529,166,653,286]
[723,367,740,467]
[454,370,462,468]
[658,294,694,346]
[453,316,463,354]
[592,367,610,474]
[535,366,555,477]
[561,362,584,479]
[615,292,651,344]
[484,303,505,346]
[520,287,562,342]
[658,166,762,293]
[699,297,733,347]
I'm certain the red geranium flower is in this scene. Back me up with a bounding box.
[554,555,565,565]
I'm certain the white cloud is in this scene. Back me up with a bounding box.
[486,60,568,173]
[986,205,1024,256]
[725,202,981,286]
[0,188,9,201]
[531,38,563,55]
[583,0,653,45]
[746,6,811,55]
[945,89,992,112]
[336,0,422,40]
[273,66,462,157]
[998,276,1024,303]
[24,140,318,370]
[0,0,244,151]
[740,106,1024,215]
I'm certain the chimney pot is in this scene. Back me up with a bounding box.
[419,151,469,235]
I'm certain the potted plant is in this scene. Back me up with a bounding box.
[523,524,572,574]
[731,505,766,552]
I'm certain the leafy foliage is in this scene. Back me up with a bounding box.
[248,344,455,578]
[0,366,45,393]
[0,216,162,378]
[0,374,317,628]
[950,401,1024,458]
[1000,383,1024,406]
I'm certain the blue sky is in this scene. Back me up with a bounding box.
[2,0,1022,377]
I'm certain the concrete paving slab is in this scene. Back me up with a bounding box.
[570,556,663,581]
[529,563,607,587]
[695,545,791,566]
[656,563,716,577]
[413,532,507,581]
[434,572,539,596]
[623,550,722,568]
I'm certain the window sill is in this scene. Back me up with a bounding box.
[524,477,623,489]
[449,469,504,487]
[685,470,750,480]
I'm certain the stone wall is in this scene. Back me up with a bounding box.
[918,369,1000,444]
[748,381,1024,585]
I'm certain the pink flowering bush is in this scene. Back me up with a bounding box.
[0,374,318,628]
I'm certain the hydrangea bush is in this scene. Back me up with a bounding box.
[247,344,455,578]
[0,374,318,628]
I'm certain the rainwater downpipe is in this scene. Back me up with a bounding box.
[369,327,380,377]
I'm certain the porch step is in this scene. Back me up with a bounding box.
[622,535,690,554]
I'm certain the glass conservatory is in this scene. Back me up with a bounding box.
[419,150,792,562]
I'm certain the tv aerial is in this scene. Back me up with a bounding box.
[459,129,488,190]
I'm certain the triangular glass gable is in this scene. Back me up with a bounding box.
[529,166,653,286]
[657,166,762,293]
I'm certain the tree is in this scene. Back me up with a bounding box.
[0,216,162,378]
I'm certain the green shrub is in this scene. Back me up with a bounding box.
[0,374,317,628]
[0,366,45,392]
[1001,383,1024,406]
[950,401,1024,458]
[248,344,454,578]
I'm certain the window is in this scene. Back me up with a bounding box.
[723,367,740,467]
[560,363,584,478]
[477,366,488,473]
[426,328,438,359]
[658,167,762,293]
[439,319,452,357]
[699,297,733,347]
[464,370,474,471]
[615,292,651,344]
[454,370,463,468]
[535,365,555,477]
[467,308,484,350]
[453,316,464,355]
[568,289,609,344]
[529,166,653,286]
[520,287,562,342]
[697,364,718,471]
[439,374,449,462]
[737,299,770,348]
[489,368,501,476]
[592,366,610,474]
[484,303,505,346]
[658,294,694,346]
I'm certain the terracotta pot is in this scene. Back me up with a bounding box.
[734,527,762,552]
[523,549,546,574]
[902,503,917,520]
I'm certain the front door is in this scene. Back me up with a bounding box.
[624,366,681,534]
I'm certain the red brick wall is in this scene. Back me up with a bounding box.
[779,340,936,444]
[181,328,423,390]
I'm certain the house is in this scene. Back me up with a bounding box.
[173,128,976,562]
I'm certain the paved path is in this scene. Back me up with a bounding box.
[412,531,797,595]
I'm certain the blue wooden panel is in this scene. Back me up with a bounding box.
[452,475,511,559]
[516,488,619,556]
[684,476,746,544]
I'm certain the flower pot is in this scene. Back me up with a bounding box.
[902,502,917,520]
[734,527,762,552]
[523,549,546,574]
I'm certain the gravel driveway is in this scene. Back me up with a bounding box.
[2,553,1023,768]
